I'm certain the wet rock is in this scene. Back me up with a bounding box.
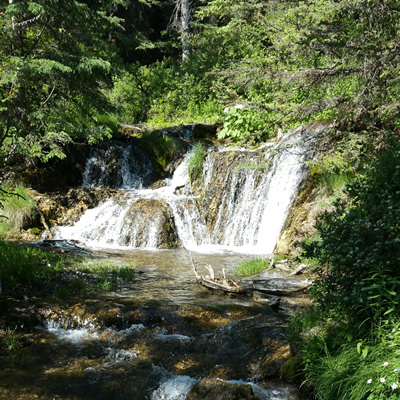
[253,334,291,379]
[122,199,179,248]
[95,307,124,328]
[191,123,218,140]
[125,308,164,327]
[186,379,257,400]
[32,187,117,228]
[118,123,152,137]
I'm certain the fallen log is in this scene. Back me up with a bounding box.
[189,253,311,301]
[190,253,243,294]
[289,263,309,276]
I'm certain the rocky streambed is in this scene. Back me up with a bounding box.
[0,248,311,400]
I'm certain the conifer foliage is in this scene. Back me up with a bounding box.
[0,0,122,162]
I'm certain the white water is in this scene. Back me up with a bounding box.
[53,125,318,253]
[207,128,313,253]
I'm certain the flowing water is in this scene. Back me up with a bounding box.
[0,249,311,400]
[1,124,323,399]
[52,124,318,254]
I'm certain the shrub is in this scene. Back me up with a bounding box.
[218,106,275,143]
[305,145,400,321]
[111,59,221,127]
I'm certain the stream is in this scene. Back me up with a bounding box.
[0,248,311,400]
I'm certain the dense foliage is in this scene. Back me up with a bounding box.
[2,0,399,159]
[288,144,400,399]
[309,146,400,320]
[0,0,122,164]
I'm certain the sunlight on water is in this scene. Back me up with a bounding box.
[53,124,319,255]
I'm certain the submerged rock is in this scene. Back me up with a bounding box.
[186,379,257,400]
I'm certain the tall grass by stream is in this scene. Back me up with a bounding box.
[0,241,137,297]
[0,184,35,239]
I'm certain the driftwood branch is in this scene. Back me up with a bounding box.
[38,209,53,239]
[190,253,242,293]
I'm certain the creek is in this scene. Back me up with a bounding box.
[1,124,324,399]
[0,249,311,400]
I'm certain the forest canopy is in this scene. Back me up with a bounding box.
[1,0,399,163]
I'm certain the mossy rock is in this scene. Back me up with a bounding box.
[282,356,303,383]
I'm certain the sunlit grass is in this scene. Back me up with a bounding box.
[0,241,63,290]
[0,184,35,239]
[0,241,137,297]
[233,258,270,277]
[188,143,205,183]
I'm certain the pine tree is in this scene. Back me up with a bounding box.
[0,0,122,164]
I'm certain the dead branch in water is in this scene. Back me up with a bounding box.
[189,253,242,293]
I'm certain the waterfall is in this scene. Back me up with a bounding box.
[202,127,314,253]
[81,142,153,189]
[53,124,321,253]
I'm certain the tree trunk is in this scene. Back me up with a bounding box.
[181,0,191,60]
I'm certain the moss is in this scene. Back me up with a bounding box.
[282,356,303,383]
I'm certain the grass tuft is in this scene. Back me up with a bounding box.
[233,258,270,277]
[0,184,35,239]
[188,143,205,184]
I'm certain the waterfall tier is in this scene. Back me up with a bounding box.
[53,124,322,254]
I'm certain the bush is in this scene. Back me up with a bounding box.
[218,106,275,143]
[305,145,400,321]
[111,59,221,127]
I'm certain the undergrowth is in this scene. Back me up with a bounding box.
[289,143,400,399]
[0,184,35,239]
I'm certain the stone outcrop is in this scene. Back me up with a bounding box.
[121,198,179,248]
[31,188,117,229]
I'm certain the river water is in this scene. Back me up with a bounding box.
[0,248,311,400]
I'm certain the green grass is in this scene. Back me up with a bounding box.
[302,319,400,400]
[0,184,35,239]
[318,171,353,196]
[0,241,63,290]
[233,258,270,277]
[3,326,29,366]
[188,143,205,184]
[0,241,137,297]
[52,259,137,299]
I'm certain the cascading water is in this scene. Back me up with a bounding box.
[53,124,319,253]
[201,126,315,253]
